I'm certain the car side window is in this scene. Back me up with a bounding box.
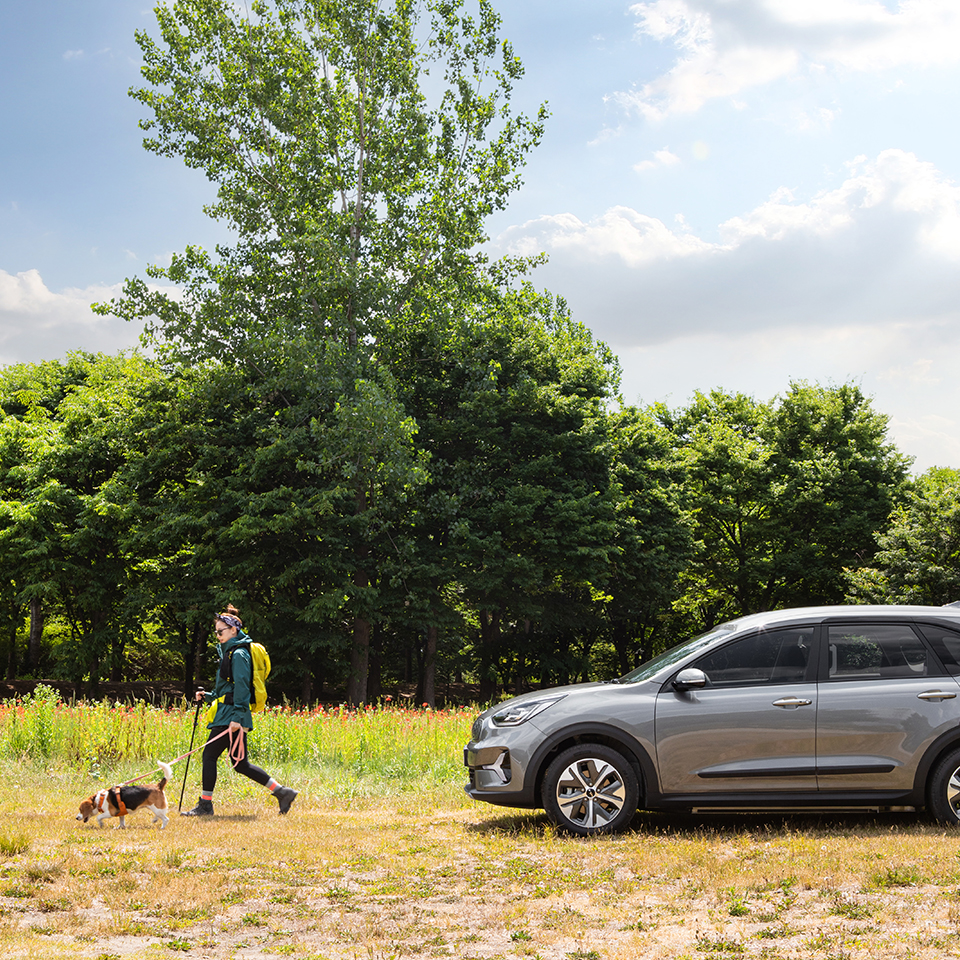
[916,623,960,676]
[826,623,940,680]
[693,627,814,687]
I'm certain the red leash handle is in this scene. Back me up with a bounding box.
[226,725,246,766]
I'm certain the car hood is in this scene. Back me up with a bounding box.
[482,681,613,717]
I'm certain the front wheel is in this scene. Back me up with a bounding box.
[928,747,960,825]
[542,744,639,836]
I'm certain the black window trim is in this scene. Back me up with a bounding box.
[685,623,820,689]
[819,618,948,682]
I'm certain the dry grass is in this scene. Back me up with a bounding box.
[3,763,960,958]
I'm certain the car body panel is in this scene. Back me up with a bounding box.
[655,682,818,792]
[815,675,960,790]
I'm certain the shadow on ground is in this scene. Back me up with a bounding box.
[466,807,941,839]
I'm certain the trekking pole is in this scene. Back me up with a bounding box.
[179,697,203,813]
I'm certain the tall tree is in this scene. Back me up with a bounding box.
[602,405,691,674]
[0,354,164,689]
[100,0,546,702]
[666,383,909,630]
[385,288,621,699]
[766,381,910,606]
[666,390,776,627]
[846,467,960,606]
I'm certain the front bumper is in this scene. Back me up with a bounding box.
[463,725,541,809]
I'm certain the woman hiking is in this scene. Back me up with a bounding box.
[182,605,297,817]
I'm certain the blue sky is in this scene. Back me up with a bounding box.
[2,0,960,471]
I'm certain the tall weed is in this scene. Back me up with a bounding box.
[0,692,474,791]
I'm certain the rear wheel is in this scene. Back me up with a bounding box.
[542,744,639,836]
[928,747,960,825]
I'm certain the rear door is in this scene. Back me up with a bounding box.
[655,626,818,795]
[816,620,960,793]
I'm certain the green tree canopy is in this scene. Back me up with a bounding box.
[665,383,909,629]
[846,467,960,606]
[96,0,548,703]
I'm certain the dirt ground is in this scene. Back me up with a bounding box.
[5,790,960,960]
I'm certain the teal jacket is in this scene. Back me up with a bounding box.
[205,631,255,731]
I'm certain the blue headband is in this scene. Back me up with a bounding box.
[218,613,242,629]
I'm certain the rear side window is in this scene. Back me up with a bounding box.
[916,623,960,676]
[826,623,940,680]
[693,627,814,686]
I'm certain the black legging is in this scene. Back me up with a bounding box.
[201,725,271,794]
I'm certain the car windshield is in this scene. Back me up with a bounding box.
[617,624,738,684]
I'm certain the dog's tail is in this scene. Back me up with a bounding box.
[157,761,173,789]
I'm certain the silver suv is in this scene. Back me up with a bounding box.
[464,605,960,834]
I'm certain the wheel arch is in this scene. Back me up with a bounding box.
[527,722,656,810]
[915,729,960,807]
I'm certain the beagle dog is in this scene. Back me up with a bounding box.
[77,762,173,829]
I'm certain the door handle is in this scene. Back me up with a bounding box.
[917,690,958,701]
[772,697,813,708]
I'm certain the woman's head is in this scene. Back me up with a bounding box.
[215,604,243,642]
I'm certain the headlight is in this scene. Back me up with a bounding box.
[491,695,565,727]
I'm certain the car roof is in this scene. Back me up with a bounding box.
[721,604,960,633]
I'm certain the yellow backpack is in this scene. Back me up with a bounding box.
[245,642,271,713]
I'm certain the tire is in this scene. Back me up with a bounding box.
[928,746,960,825]
[542,744,640,836]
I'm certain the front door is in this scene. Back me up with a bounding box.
[656,626,818,795]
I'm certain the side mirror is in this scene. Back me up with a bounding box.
[673,667,707,692]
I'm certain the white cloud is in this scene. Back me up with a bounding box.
[622,0,960,119]
[879,358,939,384]
[500,206,712,268]
[496,149,960,346]
[0,269,147,365]
[634,148,683,172]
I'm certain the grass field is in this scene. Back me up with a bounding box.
[2,695,960,958]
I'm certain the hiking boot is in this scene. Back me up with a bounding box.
[181,797,214,817]
[274,786,297,814]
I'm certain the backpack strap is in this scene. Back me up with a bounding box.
[219,642,251,683]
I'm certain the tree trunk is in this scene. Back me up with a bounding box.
[613,620,632,676]
[418,625,437,708]
[110,633,125,682]
[87,651,100,698]
[179,621,191,692]
[347,482,370,706]
[28,598,43,672]
[513,620,532,696]
[347,562,370,706]
[478,608,500,702]
[300,658,313,703]
[6,621,18,681]
[367,623,382,703]
[192,621,207,691]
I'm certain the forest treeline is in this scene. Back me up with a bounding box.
[2,345,950,706]
[4,0,956,706]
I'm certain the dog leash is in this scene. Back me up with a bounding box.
[113,727,246,787]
